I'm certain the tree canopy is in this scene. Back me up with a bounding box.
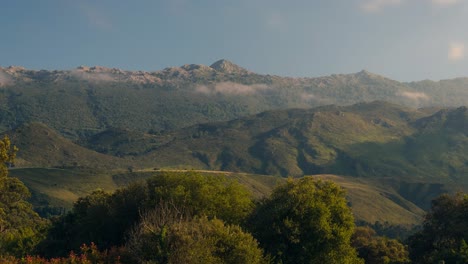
[39,171,255,256]
[249,177,363,264]
[0,136,47,257]
[408,193,468,263]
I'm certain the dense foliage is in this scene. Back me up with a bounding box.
[352,226,410,264]
[127,205,267,264]
[408,193,468,263]
[249,177,362,264]
[38,171,254,257]
[0,136,48,257]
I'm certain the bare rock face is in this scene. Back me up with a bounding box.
[210,59,250,74]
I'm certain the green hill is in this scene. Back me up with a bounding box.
[1,61,466,138]
[6,102,466,184]
[3,122,130,169]
[123,102,466,183]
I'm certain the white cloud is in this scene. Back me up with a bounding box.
[361,0,403,12]
[195,82,270,95]
[70,70,116,82]
[361,0,462,12]
[301,92,316,101]
[398,91,430,100]
[448,42,465,61]
[432,0,460,6]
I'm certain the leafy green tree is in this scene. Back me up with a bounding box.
[352,226,409,264]
[408,193,468,263]
[0,136,48,256]
[145,171,254,225]
[127,203,268,264]
[40,171,254,257]
[249,177,363,264]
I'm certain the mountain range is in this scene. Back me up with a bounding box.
[1,60,468,138]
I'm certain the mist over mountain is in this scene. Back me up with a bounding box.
[1,60,467,138]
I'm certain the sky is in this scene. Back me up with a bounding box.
[1,0,467,81]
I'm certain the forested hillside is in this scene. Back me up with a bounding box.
[57,101,465,183]
[1,60,468,138]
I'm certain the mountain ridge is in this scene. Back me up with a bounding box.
[1,60,468,138]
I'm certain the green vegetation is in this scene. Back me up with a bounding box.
[38,171,256,257]
[1,62,468,137]
[408,193,468,263]
[6,103,468,189]
[352,226,410,264]
[249,177,362,264]
[35,174,372,263]
[2,61,468,262]
[127,207,267,264]
[4,162,468,263]
[0,136,48,257]
[11,168,429,226]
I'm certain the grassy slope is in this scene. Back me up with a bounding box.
[3,122,132,169]
[11,168,426,225]
[9,168,118,208]
[314,175,424,225]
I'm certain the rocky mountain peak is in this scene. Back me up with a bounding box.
[353,69,388,81]
[180,64,214,72]
[209,59,249,74]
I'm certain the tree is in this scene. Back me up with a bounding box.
[352,226,409,264]
[0,136,48,256]
[127,203,268,264]
[145,171,254,225]
[249,177,363,264]
[408,193,468,263]
[0,135,16,178]
[39,171,255,257]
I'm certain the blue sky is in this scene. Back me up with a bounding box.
[1,0,467,81]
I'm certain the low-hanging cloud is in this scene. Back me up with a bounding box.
[300,92,316,101]
[398,91,430,100]
[448,42,465,61]
[195,82,270,95]
[70,70,116,83]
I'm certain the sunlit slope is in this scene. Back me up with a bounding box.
[130,102,468,181]
[3,122,130,169]
[7,102,467,183]
[11,168,426,225]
